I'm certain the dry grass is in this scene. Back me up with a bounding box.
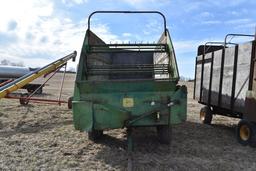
[0,74,256,170]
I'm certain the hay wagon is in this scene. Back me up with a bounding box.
[72,11,187,150]
[194,33,256,147]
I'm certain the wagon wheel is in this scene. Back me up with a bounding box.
[237,120,256,147]
[88,129,103,142]
[156,125,172,144]
[27,88,34,94]
[19,93,29,105]
[249,123,256,148]
[200,106,213,124]
[68,96,73,109]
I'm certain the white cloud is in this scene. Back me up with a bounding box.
[122,33,132,37]
[0,2,140,74]
[123,0,155,5]
[0,0,53,32]
[173,38,224,55]
[226,18,251,24]
[199,12,213,18]
[62,0,88,6]
[201,20,222,25]
[91,24,121,43]
[235,23,256,30]
[173,40,202,54]
[122,0,169,9]
[0,1,85,70]
[0,0,124,71]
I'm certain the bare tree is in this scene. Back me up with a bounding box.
[0,59,24,67]
[0,59,10,65]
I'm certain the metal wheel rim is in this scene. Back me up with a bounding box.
[240,125,250,141]
[200,111,205,121]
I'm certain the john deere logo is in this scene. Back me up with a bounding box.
[123,98,134,108]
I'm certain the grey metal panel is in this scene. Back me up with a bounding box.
[194,55,202,101]
[234,42,252,113]
[201,53,212,103]
[87,31,112,80]
[110,52,153,79]
[210,49,222,106]
[195,41,255,117]
[221,46,235,108]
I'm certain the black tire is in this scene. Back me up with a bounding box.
[236,120,255,146]
[156,125,172,144]
[27,88,34,94]
[68,97,73,109]
[200,106,213,124]
[88,129,103,142]
[19,93,29,105]
[249,123,256,148]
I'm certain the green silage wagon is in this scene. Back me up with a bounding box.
[72,11,187,149]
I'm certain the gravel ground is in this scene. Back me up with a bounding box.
[0,74,256,170]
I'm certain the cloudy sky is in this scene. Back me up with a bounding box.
[0,0,255,78]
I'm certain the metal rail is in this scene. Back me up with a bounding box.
[87,11,167,35]
[89,44,167,53]
[87,64,169,76]
[224,34,255,47]
[203,41,237,56]
[203,33,256,56]
[0,51,77,99]
[0,79,13,87]
[5,95,68,104]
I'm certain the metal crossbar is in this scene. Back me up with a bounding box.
[88,44,167,53]
[87,64,169,75]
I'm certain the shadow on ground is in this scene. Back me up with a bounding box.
[93,121,241,170]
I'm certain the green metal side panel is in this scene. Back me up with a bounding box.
[72,101,93,131]
[93,103,129,129]
[72,81,187,131]
[170,85,187,124]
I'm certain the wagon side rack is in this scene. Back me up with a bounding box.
[194,31,256,147]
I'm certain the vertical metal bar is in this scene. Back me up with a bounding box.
[193,57,197,100]
[208,52,214,105]
[199,54,205,102]
[230,45,239,111]
[255,27,256,40]
[249,41,256,90]
[218,48,225,106]
[58,63,67,105]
